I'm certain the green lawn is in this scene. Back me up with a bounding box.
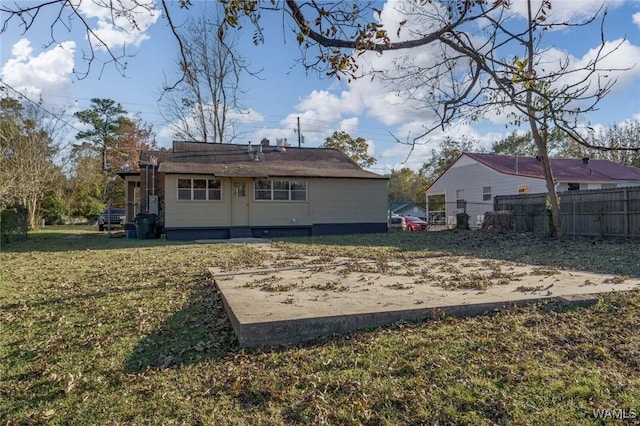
[1,227,639,425]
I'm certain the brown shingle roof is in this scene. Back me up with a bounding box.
[143,141,385,179]
[464,153,640,182]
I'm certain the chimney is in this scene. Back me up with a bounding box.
[582,157,589,164]
[261,138,269,147]
[247,141,252,152]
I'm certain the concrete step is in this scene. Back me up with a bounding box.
[230,227,253,238]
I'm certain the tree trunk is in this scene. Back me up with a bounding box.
[538,148,562,237]
[525,0,561,238]
[528,118,562,238]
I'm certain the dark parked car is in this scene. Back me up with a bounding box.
[403,215,427,231]
[98,208,126,231]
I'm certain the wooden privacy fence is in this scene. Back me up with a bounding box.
[494,187,640,238]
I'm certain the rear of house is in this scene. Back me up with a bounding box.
[121,141,389,240]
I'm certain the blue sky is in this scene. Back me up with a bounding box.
[2,0,640,174]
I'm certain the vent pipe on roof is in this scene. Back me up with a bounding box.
[582,157,589,164]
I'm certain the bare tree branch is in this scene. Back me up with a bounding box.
[1,0,156,79]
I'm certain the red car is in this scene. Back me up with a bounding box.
[403,216,427,231]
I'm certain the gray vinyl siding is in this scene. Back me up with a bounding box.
[426,157,546,228]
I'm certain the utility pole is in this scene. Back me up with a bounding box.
[297,116,301,147]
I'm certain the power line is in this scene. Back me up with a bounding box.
[0,80,84,134]
[32,92,402,140]
[0,83,414,154]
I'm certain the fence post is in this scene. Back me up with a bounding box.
[624,188,629,238]
[573,200,576,240]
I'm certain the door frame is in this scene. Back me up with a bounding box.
[230,178,250,227]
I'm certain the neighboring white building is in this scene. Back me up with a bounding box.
[426,153,640,229]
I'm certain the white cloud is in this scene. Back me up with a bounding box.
[78,0,161,50]
[156,124,177,143]
[366,138,377,159]
[296,90,364,121]
[11,39,33,59]
[1,39,75,102]
[634,12,640,27]
[571,39,640,94]
[338,117,359,135]
[230,108,264,123]
[509,0,625,24]
[156,105,265,145]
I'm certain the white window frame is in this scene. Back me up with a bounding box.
[456,189,465,209]
[482,186,492,201]
[177,178,222,201]
[254,179,307,202]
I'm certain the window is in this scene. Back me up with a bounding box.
[567,183,580,191]
[456,189,465,209]
[254,180,307,201]
[254,180,272,200]
[177,178,221,201]
[482,186,492,201]
[233,182,246,197]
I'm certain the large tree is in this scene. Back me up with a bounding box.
[74,98,127,174]
[0,96,63,228]
[73,99,155,212]
[162,9,253,143]
[114,114,157,170]
[387,168,428,205]
[320,130,376,168]
[67,154,104,220]
[421,136,477,182]
[564,121,640,167]
[491,128,570,157]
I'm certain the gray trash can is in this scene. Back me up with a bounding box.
[135,213,157,239]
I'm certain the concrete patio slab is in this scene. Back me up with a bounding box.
[210,245,640,348]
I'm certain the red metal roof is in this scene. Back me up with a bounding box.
[464,153,640,182]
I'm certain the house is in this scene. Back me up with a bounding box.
[119,140,389,240]
[389,201,426,220]
[426,153,640,229]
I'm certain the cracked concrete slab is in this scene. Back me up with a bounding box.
[210,244,640,347]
